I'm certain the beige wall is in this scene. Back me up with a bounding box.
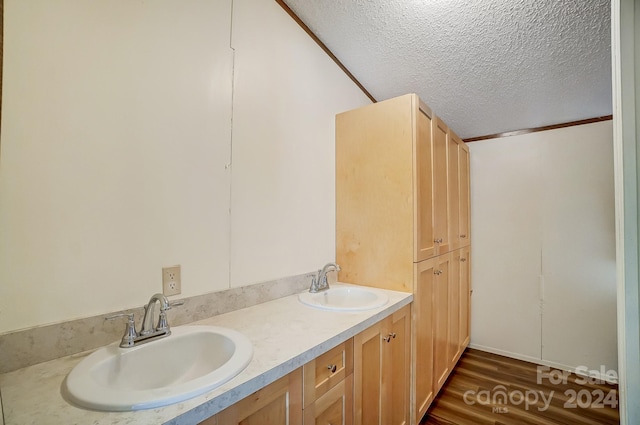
[0,0,370,333]
[469,121,617,375]
[229,0,371,286]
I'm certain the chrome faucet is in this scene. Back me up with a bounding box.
[140,293,171,336]
[106,293,184,348]
[309,262,341,293]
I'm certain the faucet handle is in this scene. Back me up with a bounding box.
[310,273,320,291]
[155,299,184,312]
[105,313,137,348]
[166,300,185,310]
[156,300,184,332]
[105,312,133,321]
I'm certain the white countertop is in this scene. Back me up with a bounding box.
[0,284,412,425]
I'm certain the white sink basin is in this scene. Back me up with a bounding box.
[64,325,253,411]
[298,284,389,311]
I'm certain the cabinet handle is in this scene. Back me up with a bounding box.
[390,332,396,339]
[460,234,467,238]
[434,270,442,275]
[434,238,443,244]
[327,364,337,373]
[460,258,467,262]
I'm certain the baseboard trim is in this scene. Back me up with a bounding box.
[468,343,618,385]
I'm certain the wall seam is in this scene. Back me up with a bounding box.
[228,0,236,289]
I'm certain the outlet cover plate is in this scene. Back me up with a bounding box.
[162,265,181,296]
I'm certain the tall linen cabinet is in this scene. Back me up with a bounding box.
[336,93,471,425]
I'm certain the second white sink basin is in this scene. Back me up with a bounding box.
[298,284,389,311]
[64,325,253,411]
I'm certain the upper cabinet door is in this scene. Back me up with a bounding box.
[459,143,471,246]
[415,106,436,262]
[448,131,461,251]
[336,95,415,292]
[433,117,450,255]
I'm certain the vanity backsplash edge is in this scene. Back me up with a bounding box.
[0,273,313,374]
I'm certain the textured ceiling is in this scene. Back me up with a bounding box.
[282,0,612,139]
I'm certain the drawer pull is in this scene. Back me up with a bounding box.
[434,270,442,275]
[460,234,467,238]
[461,258,467,262]
[383,333,396,343]
[327,364,337,373]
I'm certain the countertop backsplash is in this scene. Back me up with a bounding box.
[0,272,314,374]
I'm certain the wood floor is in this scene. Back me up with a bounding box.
[421,349,619,425]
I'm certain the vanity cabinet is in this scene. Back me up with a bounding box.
[197,304,415,425]
[303,339,354,425]
[336,93,471,424]
[354,304,411,425]
[208,368,303,425]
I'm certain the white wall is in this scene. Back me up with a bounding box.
[0,0,370,334]
[469,121,617,375]
[230,0,371,286]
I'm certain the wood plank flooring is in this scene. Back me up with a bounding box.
[421,348,619,425]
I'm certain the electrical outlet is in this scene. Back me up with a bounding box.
[162,265,181,296]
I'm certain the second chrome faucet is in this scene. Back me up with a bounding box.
[309,262,341,293]
[106,293,184,348]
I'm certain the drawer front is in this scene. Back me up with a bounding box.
[303,374,353,425]
[303,339,354,406]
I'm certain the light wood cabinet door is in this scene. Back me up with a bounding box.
[354,319,383,425]
[215,368,303,425]
[433,254,451,393]
[386,305,411,425]
[448,250,461,369]
[354,304,411,425]
[415,105,436,262]
[413,258,436,421]
[433,117,450,255]
[459,246,471,349]
[303,374,353,425]
[459,142,471,247]
[448,131,461,251]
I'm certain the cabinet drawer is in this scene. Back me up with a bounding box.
[303,339,354,406]
[304,374,353,425]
